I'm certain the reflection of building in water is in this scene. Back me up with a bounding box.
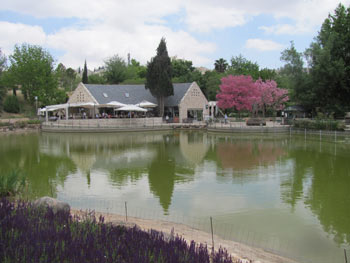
[179,131,209,165]
[216,141,285,171]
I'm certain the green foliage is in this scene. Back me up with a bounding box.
[293,119,345,131]
[6,44,59,106]
[146,38,173,117]
[3,95,20,113]
[172,58,194,79]
[82,60,88,84]
[56,64,78,91]
[228,55,260,79]
[0,170,26,197]
[305,4,350,115]
[104,55,128,84]
[27,119,41,125]
[122,78,146,84]
[200,70,223,101]
[214,58,228,73]
[0,48,7,104]
[88,73,107,84]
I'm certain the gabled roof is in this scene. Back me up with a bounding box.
[84,83,193,107]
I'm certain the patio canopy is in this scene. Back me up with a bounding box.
[115,105,147,112]
[136,100,157,108]
[103,101,126,108]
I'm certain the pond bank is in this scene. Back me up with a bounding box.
[71,209,297,263]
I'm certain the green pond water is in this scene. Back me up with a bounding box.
[1,131,350,262]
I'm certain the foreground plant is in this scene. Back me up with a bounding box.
[0,170,26,197]
[0,199,235,263]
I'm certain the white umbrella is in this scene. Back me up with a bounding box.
[115,105,147,112]
[136,100,157,108]
[106,101,126,107]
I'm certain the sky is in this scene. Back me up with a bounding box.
[0,0,349,71]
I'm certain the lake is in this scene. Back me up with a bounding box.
[1,131,349,262]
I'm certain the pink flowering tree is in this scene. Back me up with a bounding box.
[216,75,260,112]
[255,79,289,117]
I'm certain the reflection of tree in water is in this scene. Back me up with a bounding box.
[216,140,285,171]
[281,139,350,246]
[0,134,76,198]
[148,135,195,215]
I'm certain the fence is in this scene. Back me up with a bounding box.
[58,194,349,263]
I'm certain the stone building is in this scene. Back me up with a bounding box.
[68,82,209,122]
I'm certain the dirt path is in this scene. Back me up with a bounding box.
[71,209,298,263]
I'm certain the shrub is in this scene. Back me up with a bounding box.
[0,170,26,197]
[27,119,41,125]
[0,199,235,263]
[293,119,345,131]
[3,95,20,113]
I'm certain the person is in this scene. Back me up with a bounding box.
[83,112,86,119]
[224,113,228,124]
[165,115,169,122]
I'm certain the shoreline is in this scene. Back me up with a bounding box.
[71,209,297,263]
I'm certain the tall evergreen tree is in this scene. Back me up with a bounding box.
[306,4,350,115]
[82,60,88,84]
[146,38,173,117]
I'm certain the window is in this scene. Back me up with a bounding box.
[125,93,129,98]
[103,92,108,98]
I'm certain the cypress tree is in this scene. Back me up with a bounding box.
[82,60,88,84]
[146,38,173,117]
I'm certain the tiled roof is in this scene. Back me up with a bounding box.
[84,83,192,107]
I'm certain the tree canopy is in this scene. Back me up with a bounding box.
[306,3,350,114]
[146,38,173,117]
[82,60,88,84]
[214,58,228,73]
[103,55,127,84]
[6,44,64,105]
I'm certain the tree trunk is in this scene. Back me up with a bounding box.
[157,96,165,117]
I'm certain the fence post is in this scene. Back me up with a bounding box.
[345,249,348,263]
[125,201,128,222]
[210,217,214,255]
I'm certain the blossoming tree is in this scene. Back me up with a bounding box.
[216,75,288,117]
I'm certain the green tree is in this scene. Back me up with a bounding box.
[0,49,7,104]
[279,41,312,110]
[82,60,88,84]
[306,4,350,115]
[103,55,127,84]
[214,58,228,73]
[65,68,78,91]
[3,95,20,113]
[201,70,223,101]
[7,44,62,105]
[88,73,107,84]
[146,38,173,117]
[228,55,260,79]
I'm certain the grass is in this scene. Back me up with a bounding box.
[0,170,26,197]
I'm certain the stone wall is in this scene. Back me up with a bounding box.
[68,83,97,104]
[178,82,209,122]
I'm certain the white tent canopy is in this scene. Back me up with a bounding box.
[136,100,157,108]
[104,101,126,108]
[115,105,147,112]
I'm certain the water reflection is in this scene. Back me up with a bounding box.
[0,133,76,198]
[37,132,210,214]
[281,137,350,246]
[1,131,350,251]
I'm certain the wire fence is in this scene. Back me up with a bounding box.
[58,194,349,263]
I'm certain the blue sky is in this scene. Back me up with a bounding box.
[0,0,349,70]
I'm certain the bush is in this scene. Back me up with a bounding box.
[293,119,345,131]
[246,118,266,126]
[0,170,26,197]
[0,199,235,263]
[27,119,41,125]
[3,95,20,113]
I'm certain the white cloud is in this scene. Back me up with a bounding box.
[0,22,46,55]
[245,39,284,51]
[1,0,349,68]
